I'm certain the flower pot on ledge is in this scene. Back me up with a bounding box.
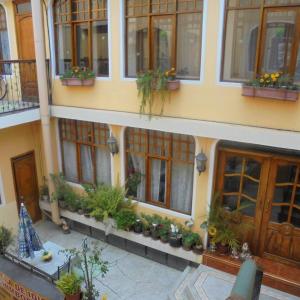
[61,78,95,86]
[242,85,298,101]
[167,79,180,91]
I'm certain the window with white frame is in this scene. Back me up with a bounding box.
[125,0,204,80]
[125,127,195,214]
[59,118,111,185]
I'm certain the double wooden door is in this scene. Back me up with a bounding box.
[12,151,41,223]
[216,148,300,267]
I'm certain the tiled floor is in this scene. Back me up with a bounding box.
[33,221,181,300]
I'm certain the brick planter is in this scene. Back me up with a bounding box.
[61,78,95,86]
[242,85,299,101]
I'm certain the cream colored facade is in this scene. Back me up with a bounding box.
[0,0,300,251]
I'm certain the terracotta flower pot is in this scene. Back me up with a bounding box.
[61,78,95,86]
[65,291,81,300]
[167,80,180,91]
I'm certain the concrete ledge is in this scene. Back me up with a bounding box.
[39,201,202,265]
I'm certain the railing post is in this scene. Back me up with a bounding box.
[31,0,60,224]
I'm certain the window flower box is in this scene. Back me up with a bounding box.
[242,72,299,101]
[167,79,180,91]
[60,66,95,87]
[242,85,299,101]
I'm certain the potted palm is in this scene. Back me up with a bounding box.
[60,66,95,86]
[56,273,82,300]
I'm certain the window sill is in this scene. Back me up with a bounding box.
[216,81,242,88]
[122,76,202,85]
[54,75,111,81]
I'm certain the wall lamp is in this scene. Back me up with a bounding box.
[196,150,207,175]
[107,135,119,155]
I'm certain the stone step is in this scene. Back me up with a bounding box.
[168,266,196,300]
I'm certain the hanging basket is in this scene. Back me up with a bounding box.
[242,85,298,101]
[61,78,95,86]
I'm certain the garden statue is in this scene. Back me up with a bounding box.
[239,242,252,261]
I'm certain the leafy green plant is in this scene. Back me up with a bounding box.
[0,225,13,255]
[158,218,171,242]
[60,66,95,80]
[136,69,169,117]
[182,231,201,249]
[114,209,137,231]
[126,172,143,198]
[56,272,82,296]
[60,239,108,300]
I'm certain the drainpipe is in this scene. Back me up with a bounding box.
[31,0,60,224]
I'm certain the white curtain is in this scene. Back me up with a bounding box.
[96,148,111,185]
[62,141,78,182]
[151,159,166,204]
[80,145,94,183]
[129,154,146,201]
[171,162,194,213]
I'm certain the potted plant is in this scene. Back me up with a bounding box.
[169,224,182,248]
[158,218,171,243]
[192,239,203,255]
[0,225,13,255]
[182,231,201,251]
[56,272,82,300]
[242,72,299,101]
[133,218,143,233]
[41,250,52,262]
[141,214,151,237]
[114,209,136,231]
[60,66,95,86]
[165,68,180,91]
[40,177,49,202]
[60,239,109,300]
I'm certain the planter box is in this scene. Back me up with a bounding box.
[242,85,299,101]
[61,78,95,86]
[167,80,180,91]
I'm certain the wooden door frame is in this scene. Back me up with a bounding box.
[11,150,39,216]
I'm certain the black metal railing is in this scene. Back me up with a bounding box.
[0,60,40,115]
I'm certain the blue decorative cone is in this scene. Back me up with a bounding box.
[18,203,44,258]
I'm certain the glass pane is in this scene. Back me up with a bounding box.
[223,195,238,210]
[273,186,293,203]
[224,176,241,193]
[228,0,260,7]
[149,130,170,156]
[56,24,72,74]
[295,40,300,83]
[171,161,194,213]
[265,0,300,5]
[72,0,89,21]
[270,205,289,223]
[76,23,89,68]
[294,188,300,206]
[96,148,111,185]
[291,208,300,228]
[0,29,10,61]
[16,3,31,14]
[225,156,243,173]
[222,9,260,81]
[245,159,261,179]
[92,21,109,76]
[151,159,167,204]
[242,177,259,199]
[261,10,296,74]
[276,165,297,183]
[80,145,94,183]
[176,13,202,80]
[126,17,148,77]
[240,197,256,217]
[126,153,146,201]
[62,141,78,182]
[152,17,174,71]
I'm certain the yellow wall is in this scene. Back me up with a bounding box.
[0,122,45,233]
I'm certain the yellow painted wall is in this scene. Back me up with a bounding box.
[0,122,45,233]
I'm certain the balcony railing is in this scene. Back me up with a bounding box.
[0,60,40,115]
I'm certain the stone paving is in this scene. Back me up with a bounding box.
[34,221,181,300]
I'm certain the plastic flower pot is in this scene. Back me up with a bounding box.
[182,243,192,251]
[143,229,151,237]
[160,235,169,243]
[167,80,180,91]
[134,222,143,234]
[169,234,182,248]
[192,244,203,255]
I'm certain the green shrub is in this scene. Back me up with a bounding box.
[56,273,82,296]
[182,231,201,248]
[114,209,137,231]
[0,225,13,254]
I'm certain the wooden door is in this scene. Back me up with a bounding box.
[14,0,37,101]
[259,159,300,266]
[12,151,41,223]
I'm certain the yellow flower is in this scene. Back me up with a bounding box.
[208,225,217,237]
[260,78,264,83]
[275,72,280,78]
[101,295,108,300]
[272,78,277,82]
[264,73,269,78]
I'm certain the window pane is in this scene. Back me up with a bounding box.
[177,13,202,79]
[152,17,174,71]
[224,176,241,193]
[171,161,193,213]
[76,23,89,68]
[276,165,297,183]
[291,208,300,228]
[261,10,296,74]
[273,186,293,204]
[271,205,289,223]
[223,195,238,210]
[295,40,300,83]
[265,0,300,5]
[127,17,148,77]
[222,9,260,81]
[240,197,256,217]
[0,5,9,61]
[92,21,109,76]
[96,148,111,185]
[225,156,243,173]
[151,159,167,204]
[80,145,94,183]
[62,141,78,182]
[56,24,72,74]
[242,177,259,199]
[126,153,146,201]
[245,159,261,179]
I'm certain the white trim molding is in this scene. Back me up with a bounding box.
[51,105,300,151]
[0,169,6,206]
[0,109,41,130]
